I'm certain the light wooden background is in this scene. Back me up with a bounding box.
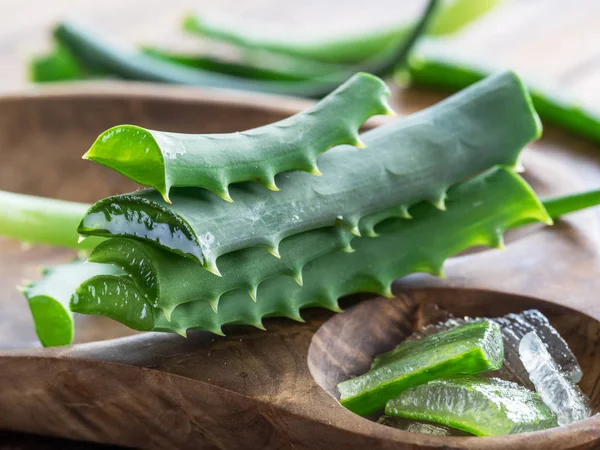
[0,0,598,448]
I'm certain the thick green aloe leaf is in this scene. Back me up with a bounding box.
[408,39,600,144]
[385,376,557,436]
[78,71,539,274]
[86,226,353,318]
[338,320,504,416]
[20,174,600,346]
[140,47,340,82]
[0,190,102,250]
[50,4,435,100]
[71,167,551,336]
[182,0,495,64]
[21,261,120,347]
[82,72,394,203]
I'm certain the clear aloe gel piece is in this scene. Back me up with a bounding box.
[519,331,591,426]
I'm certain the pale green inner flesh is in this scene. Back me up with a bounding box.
[385,376,558,436]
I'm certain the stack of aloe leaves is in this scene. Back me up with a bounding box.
[9,70,600,352]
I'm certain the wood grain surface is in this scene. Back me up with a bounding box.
[0,0,599,448]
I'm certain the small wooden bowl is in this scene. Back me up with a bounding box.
[1,81,600,449]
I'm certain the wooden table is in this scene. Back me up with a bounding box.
[0,0,599,448]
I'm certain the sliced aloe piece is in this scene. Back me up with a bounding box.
[78,71,539,274]
[338,320,504,416]
[386,376,557,436]
[392,309,583,388]
[21,261,120,347]
[83,72,394,203]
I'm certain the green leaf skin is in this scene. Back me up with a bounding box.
[78,71,540,274]
[51,4,436,100]
[30,43,92,83]
[141,47,339,82]
[0,190,103,250]
[407,39,600,144]
[71,167,552,336]
[385,376,558,436]
[21,261,120,347]
[87,225,354,319]
[426,0,503,36]
[182,0,496,64]
[20,174,600,347]
[82,72,395,203]
[337,321,504,416]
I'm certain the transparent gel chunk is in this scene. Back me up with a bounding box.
[519,331,591,426]
[406,309,582,388]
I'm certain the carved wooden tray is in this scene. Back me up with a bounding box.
[0,82,599,450]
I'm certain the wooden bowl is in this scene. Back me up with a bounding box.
[1,81,600,449]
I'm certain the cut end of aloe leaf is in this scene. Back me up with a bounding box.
[28,295,74,347]
[71,275,155,331]
[84,125,170,201]
[78,194,210,268]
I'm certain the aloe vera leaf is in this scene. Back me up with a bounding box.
[82,72,394,203]
[51,5,434,100]
[140,47,337,82]
[183,0,497,65]
[23,175,600,347]
[426,0,503,36]
[385,376,557,436]
[30,43,92,83]
[21,261,120,347]
[78,71,539,274]
[339,320,504,416]
[51,21,345,98]
[86,225,353,318]
[407,39,600,144]
[0,190,103,250]
[72,167,552,335]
